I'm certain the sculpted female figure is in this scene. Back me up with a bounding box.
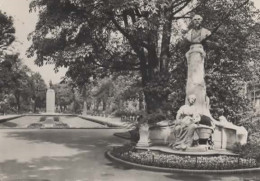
[169,95,200,150]
[184,14,211,116]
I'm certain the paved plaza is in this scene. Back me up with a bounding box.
[0,126,259,181]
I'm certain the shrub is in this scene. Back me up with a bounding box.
[54,116,60,122]
[54,122,70,128]
[27,123,43,128]
[39,116,46,122]
[233,143,260,164]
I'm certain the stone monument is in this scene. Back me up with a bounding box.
[184,14,211,116]
[169,14,248,151]
[148,14,248,151]
[82,101,87,115]
[46,80,55,113]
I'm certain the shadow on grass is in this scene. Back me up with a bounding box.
[0,122,18,128]
[0,153,102,181]
[5,129,128,151]
[105,162,134,171]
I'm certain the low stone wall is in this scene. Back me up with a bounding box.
[149,126,173,145]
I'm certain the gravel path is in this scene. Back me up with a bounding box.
[0,129,259,181]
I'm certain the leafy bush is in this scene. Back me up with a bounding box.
[236,116,260,164]
[39,116,46,122]
[233,143,260,164]
[54,122,70,128]
[111,145,257,170]
[27,123,43,128]
[54,116,60,122]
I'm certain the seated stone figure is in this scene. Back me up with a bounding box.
[169,95,201,150]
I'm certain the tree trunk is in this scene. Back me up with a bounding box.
[160,14,172,72]
[138,92,144,110]
[15,93,20,114]
[103,99,106,111]
[33,98,37,113]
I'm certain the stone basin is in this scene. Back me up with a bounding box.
[196,124,214,140]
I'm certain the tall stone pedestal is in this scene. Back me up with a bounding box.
[46,89,55,113]
[136,124,151,147]
[82,101,87,115]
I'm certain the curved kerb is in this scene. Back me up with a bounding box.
[105,151,260,174]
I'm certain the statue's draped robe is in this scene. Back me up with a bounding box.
[170,105,200,149]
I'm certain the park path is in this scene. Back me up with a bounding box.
[0,115,259,181]
[0,129,259,181]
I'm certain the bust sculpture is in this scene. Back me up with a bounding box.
[184,15,211,44]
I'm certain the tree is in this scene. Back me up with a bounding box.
[0,10,15,55]
[53,83,74,112]
[28,0,259,119]
[29,72,47,113]
[8,55,33,113]
[0,54,47,113]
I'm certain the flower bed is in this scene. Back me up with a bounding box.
[54,122,70,128]
[111,145,257,170]
[27,122,69,128]
[27,123,43,128]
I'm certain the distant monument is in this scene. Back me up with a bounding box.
[46,80,55,113]
[82,101,87,115]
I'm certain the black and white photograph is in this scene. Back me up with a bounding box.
[0,0,259,180]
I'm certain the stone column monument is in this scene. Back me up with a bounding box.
[46,81,55,113]
[82,101,87,115]
[184,14,211,116]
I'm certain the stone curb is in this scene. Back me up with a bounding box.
[78,115,124,128]
[23,114,76,116]
[0,115,123,129]
[105,150,260,174]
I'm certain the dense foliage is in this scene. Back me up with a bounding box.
[234,116,260,162]
[28,0,260,122]
[53,83,74,112]
[0,54,47,114]
[0,10,15,54]
[0,10,47,114]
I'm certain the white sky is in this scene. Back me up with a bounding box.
[0,0,259,84]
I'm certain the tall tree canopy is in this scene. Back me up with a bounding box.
[0,10,15,54]
[28,0,259,120]
[0,54,47,113]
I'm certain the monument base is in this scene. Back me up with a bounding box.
[136,141,151,147]
[148,120,248,151]
[186,145,209,152]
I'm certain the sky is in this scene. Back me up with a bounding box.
[0,0,259,84]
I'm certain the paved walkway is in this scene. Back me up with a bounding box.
[0,129,257,181]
